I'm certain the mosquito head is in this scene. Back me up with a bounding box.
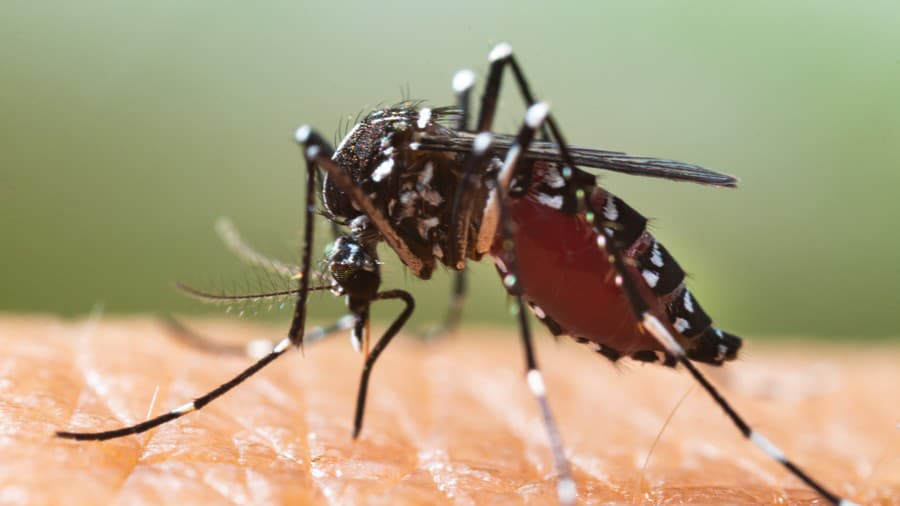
[325,234,381,312]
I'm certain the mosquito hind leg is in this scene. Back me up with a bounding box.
[452,68,475,132]
[475,42,550,139]
[420,70,479,341]
[440,69,475,335]
[478,108,577,505]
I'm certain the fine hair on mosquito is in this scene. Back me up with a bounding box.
[56,44,860,506]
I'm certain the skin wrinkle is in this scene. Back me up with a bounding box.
[308,339,451,503]
[67,315,164,504]
[221,356,316,503]
[53,322,88,448]
[129,355,292,504]
[565,454,618,493]
[367,392,420,464]
[240,377,309,468]
[382,354,463,504]
[304,428,339,506]
[200,460,249,506]
[251,355,326,502]
[109,374,179,504]
[58,315,103,432]
[416,348,539,504]
[298,348,350,505]
[110,325,272,504]
[542,354,629,501]
[301,366,340,506]
[371,391,455,504]
[560,354,702,502]
[237,435,254,501]
[457,366,550,488]
[633,384,695,503]
[185,466,245,506]
[421,352,474,505]
[221,421,270,503]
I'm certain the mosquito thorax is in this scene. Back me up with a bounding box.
[324,107,429,221]
[322,105,488,278]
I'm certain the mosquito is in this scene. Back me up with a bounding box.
[57,43,858,506]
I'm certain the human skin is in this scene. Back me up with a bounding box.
[1,316,896,505]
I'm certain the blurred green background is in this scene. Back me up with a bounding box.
[2,1,898,339]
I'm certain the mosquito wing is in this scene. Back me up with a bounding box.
[418,131,738,188]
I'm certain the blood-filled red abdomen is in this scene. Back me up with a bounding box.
[491,191,663,355]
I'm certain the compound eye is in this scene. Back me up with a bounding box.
[329,263,355,284]
[327,235,381,300]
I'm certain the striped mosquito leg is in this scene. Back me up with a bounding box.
[283,126,325,347]
[57,315,357,441]
[421,69,477,340]
[492,103,577,506]
[446,69,484,264]
[579,186,856,506]
[58,120,336,442]
[452,68,475,132]
[476,42,550,139]
[57,335,294,441]
[638,312,855,505]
